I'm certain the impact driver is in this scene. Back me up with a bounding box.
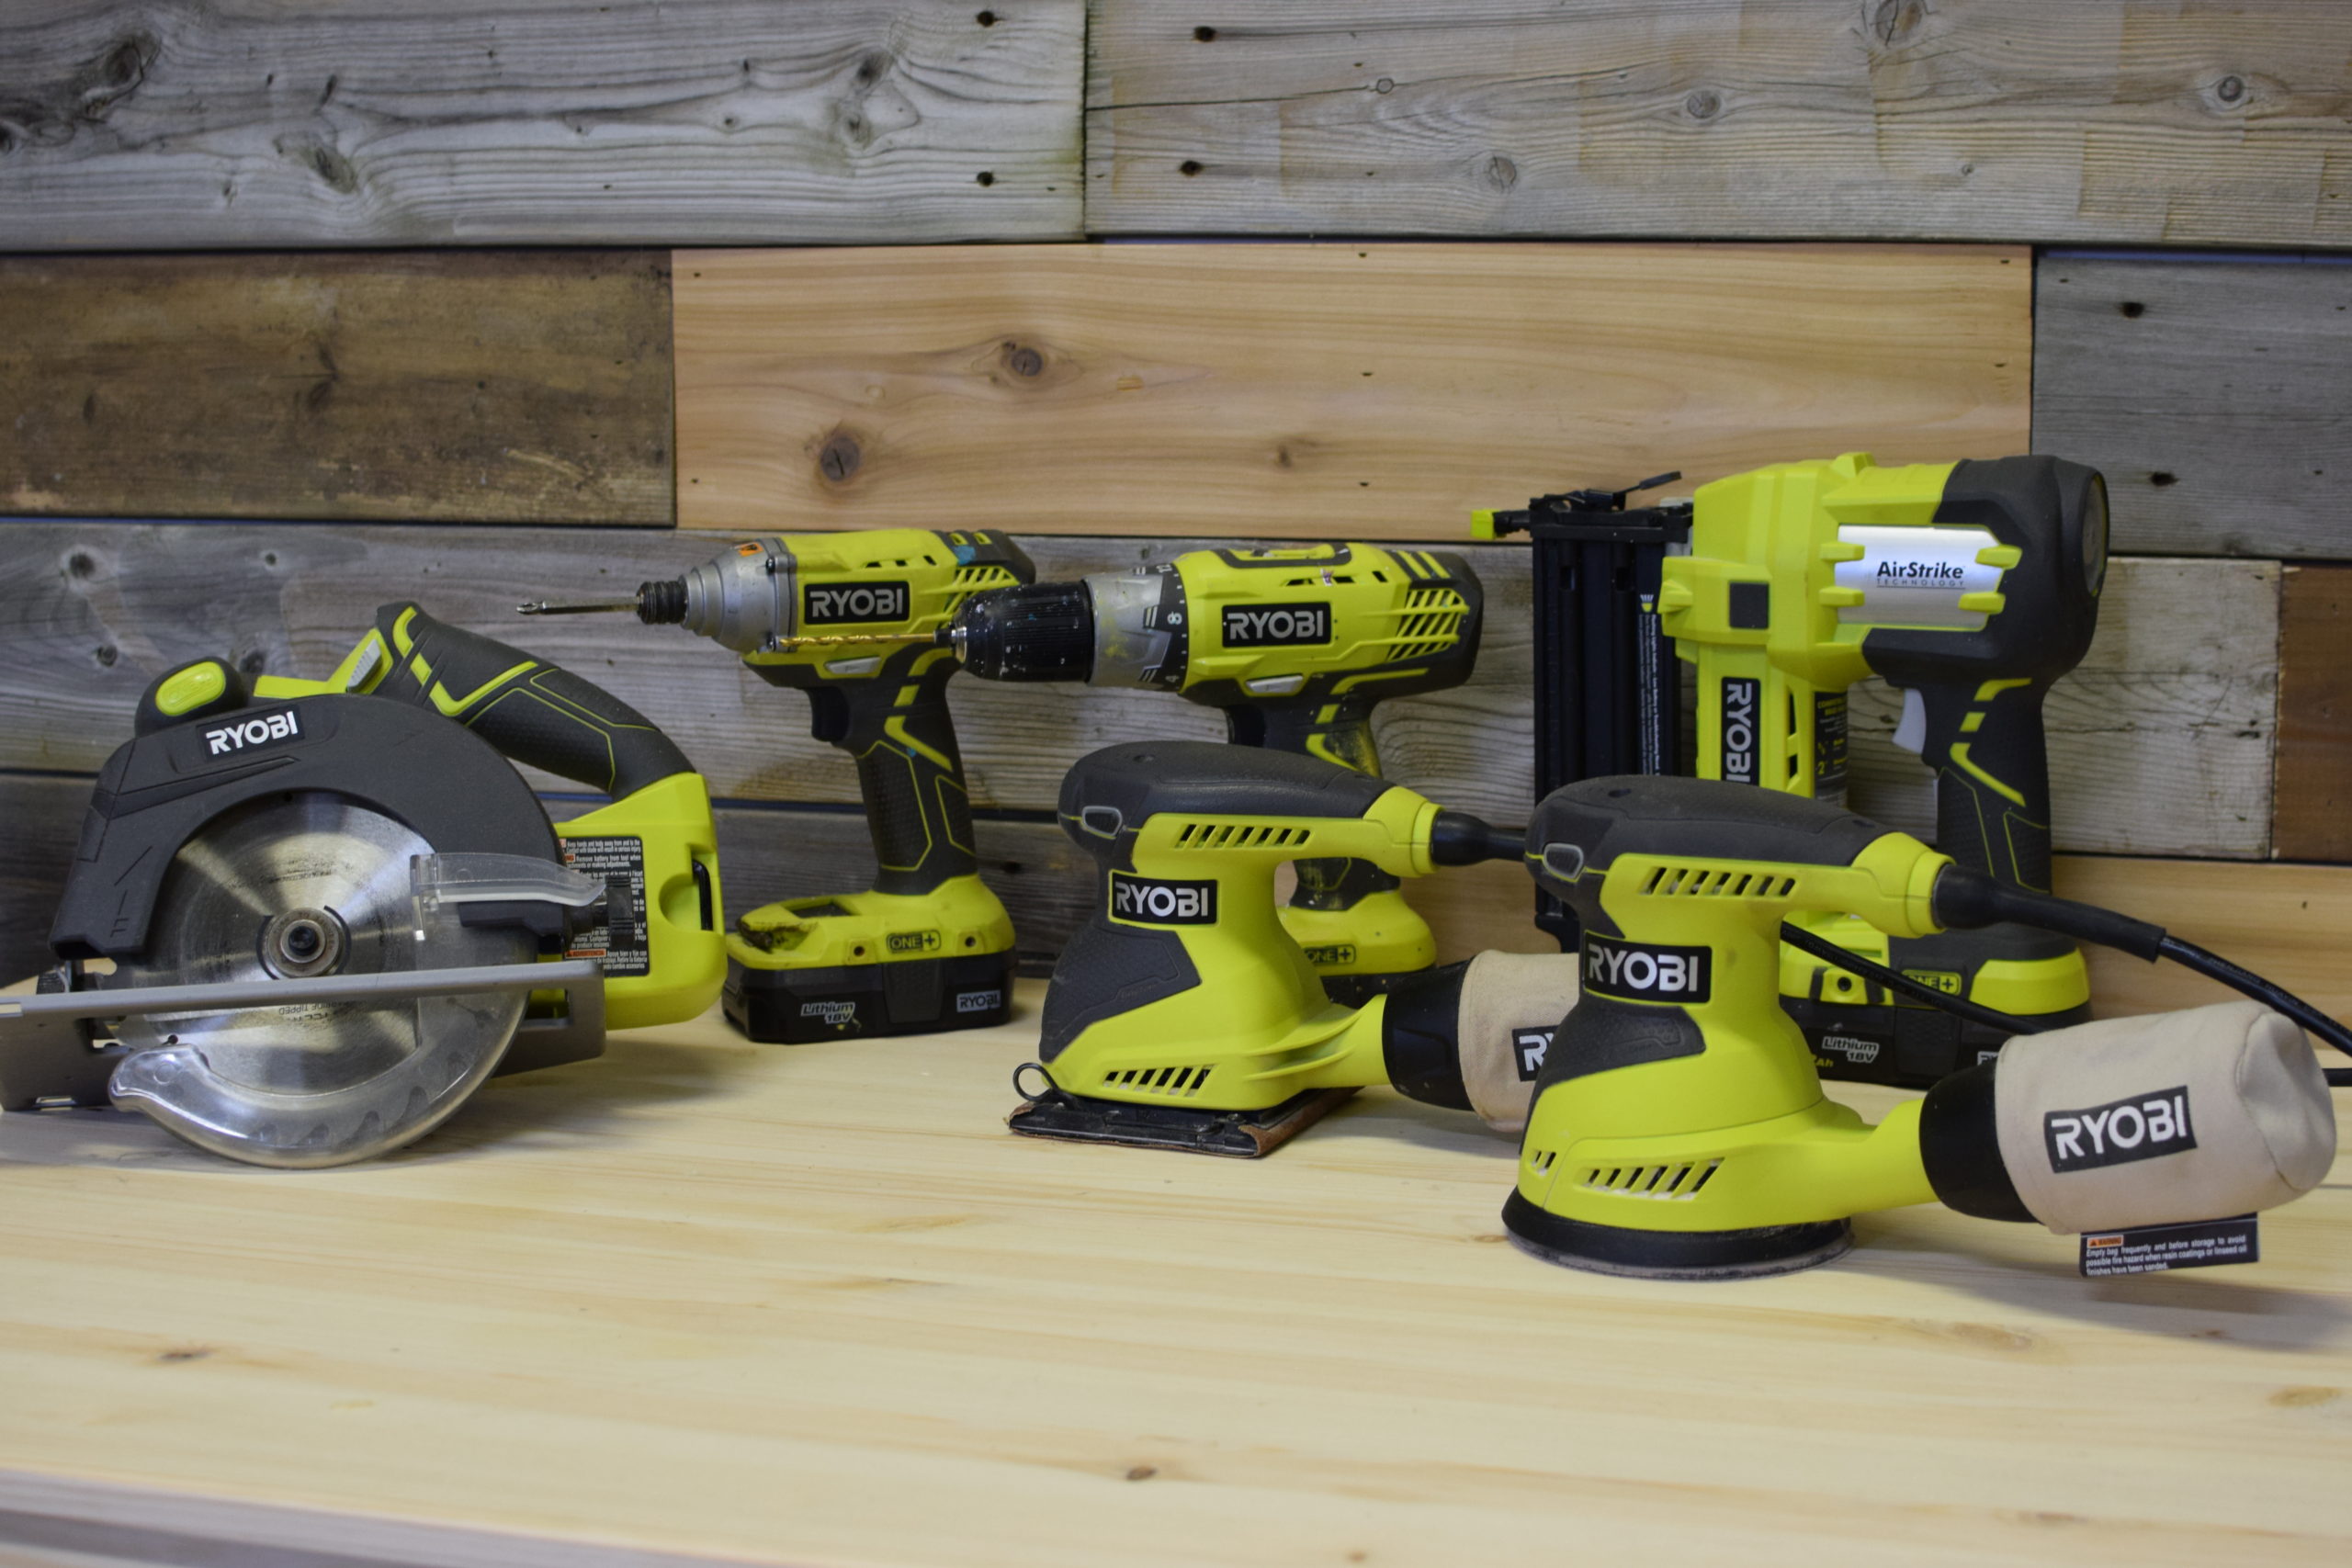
[1658,454,2109,1085]
[524,529,1033,1043]
[944,544,1484,1003]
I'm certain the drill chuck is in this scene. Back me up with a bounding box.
[951,581,1096,682]
[637,579,689,626]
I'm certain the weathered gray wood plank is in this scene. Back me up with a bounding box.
[2035,255,2352,559]
[0,1,1082,247]
[1085,2,2352,245]
[0,252,674,524]
[0,523,2277,857]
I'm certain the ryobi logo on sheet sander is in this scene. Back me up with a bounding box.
[1109,872,1217,926]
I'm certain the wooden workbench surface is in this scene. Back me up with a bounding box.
[2,982,2347,1567]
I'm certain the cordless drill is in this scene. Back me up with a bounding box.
[524,530,1033,1043]
[1658,454,2109,1085]
[1510,775,2336,1280]
[945,544,1484,1003]
[1014,740,1565,1154]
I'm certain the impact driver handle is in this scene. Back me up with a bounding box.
[369,603,695,798]
[791,650,979,898]
[1912,677,2055,893]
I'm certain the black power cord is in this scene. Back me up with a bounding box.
[1785,867,2352,1088]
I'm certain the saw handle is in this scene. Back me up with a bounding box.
[369,604,694,798]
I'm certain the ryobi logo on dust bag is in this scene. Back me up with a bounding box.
[2043,1086,2196,1173]
[1109,872,1216,926]
[1220,603,1331,648]
[1583,934,1711,1004]
[204,709,301,756]
[804,582,910,624]
[1719,677,1759,784]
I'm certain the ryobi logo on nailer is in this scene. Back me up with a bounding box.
[1220,603,1330,648]
[804,582,910,624]
[203,709,301,757]
[1109,872,1216,926]
[1719,677,1759,784]
[1583,934,1711,1004]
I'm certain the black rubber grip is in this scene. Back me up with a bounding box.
[1915,677,2055,893]
[775,648,978,897]
[369,603,693,797]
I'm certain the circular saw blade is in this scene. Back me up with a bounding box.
[108,791,535,1099]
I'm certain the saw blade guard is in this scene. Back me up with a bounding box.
[107,851,601,1168]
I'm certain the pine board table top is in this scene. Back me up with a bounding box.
[1,981,2346,1567]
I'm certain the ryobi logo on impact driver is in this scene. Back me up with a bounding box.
[1109,872,1217,925]
[1719,677,1759,784]
[1583,934,1711,1004]
[804,582,910,624]
[203,709,301,756]
[1220,603,1331,648]
[2044,1086,2196,1173]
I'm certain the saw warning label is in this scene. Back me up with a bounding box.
[2081,1214,2256,1278]
[562,834,650,977]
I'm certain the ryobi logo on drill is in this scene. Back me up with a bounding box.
[1719,677,1759,784]
[1583,934,1711,1004]
[1109,872,1216,925]
[1220,603,1331,648]
[2044,1086,2196,1173]
[203,708,301,756]
[804,582,910,624]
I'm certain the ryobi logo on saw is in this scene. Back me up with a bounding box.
[1719,677,1759,784]
[1109,872,1216,925]
[1583,934,1711,1004]
[2044,1086,2196,1173]
[203,708,301,756]
[1220,603,1330,648]
[804,582,910,624]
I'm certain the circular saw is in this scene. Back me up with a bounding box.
[0,604,727,1167]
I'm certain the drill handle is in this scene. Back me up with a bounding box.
[368,604,694,798]
[802,653,980,897]
[1226,698,1381,775]
[1910,677,2055,892]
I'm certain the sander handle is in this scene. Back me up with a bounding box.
[368,603,695,798]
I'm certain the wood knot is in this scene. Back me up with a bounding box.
[977,10,997,25]
[2214,74,2246,106]
[94,644,117,668]
[1484,153,1519,190]
[65,551,95,579]
[1684,89,1722,121]
[1125,1465,1157,1481]
[1179,159,1203,176]
[818,432,864,483]
[155,1346,212,1363]
[2119,300,2145,318]
[1193,26,1216,42]
[1871,0,1924,46]
[1004,344,1044,377]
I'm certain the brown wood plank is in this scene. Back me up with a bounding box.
[0,253,673,524]
[0,2,1082,247]
[1085,2,2352,245]
[2276,563,2352,862]
[2035,255,2352,558]
[672,243,2031,539]
[0,525,2270,861]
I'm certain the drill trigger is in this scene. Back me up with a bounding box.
[805,686,851,745]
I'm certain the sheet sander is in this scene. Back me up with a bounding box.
[0,604,727,1167]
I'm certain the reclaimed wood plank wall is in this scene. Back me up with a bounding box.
[2,0,2348,996]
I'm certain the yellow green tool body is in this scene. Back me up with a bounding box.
[629,529,1031,1042]
[1510,776,1956,1275]
[1015,740,1521,1156]
[1659,454,2108,1086]
[950,543,1482,1000]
